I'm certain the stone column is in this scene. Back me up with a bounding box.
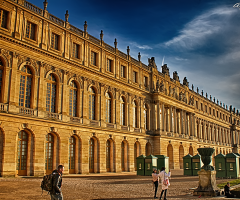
[180,110,184,135]
[203,121,206,140]
[32,75,39,110]
[189,113,192,136]
[174,107,177,133]
[8,54,18,113]
[112,96,116,124]
[100,84,105,123]
[81,134,90,174]
[184,111,187,135]
[138,99,141,128]
[176,110,180,134]
[61,71,68,121]
[169,106,173,132]
[166,107,169,132]
[115,90,120,127]
[82,78,89,124]
[2,66,10,104]
[157,101,160,131]
[219,128,222,144]
[161,103,165,132]
[186,113,189,136]
[115,138,122,172]
[126,99,129,127]
[216,126,219,143]
[193,114,196,137]
[99,137,107,173]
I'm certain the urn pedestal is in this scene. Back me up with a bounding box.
[193,148,220,197]
[193,169,220,196]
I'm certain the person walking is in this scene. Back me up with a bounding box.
[152,168,160,199]
[159,167,171,200]
[50,165,64,200]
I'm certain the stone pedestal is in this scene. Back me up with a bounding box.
[193,169,220,197]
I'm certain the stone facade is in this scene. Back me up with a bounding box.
[0,0,239,177]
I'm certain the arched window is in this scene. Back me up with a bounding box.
[69,136,76,174]
[105,92,111,123]
[46,74,57,113]
[120,96,125,125]
[45,133,54,174]
[134,142,141,171]
[144,104,148,130]
[133,101,137,128]
[69,81,77,117]
[19,66,32,108]
[89,87,95,120]
[106,140,110,172]
[145,142,152,156]
[17,131,28,176]
[89,138,95,173]
[0,59,3,100]
[121,141,128,171]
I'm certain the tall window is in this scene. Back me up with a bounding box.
[89,138,94,173]
[46,74,57,113]
[144,104,148,129]
[89,87,95,120]
[45,134,53,173]
[72,43,79,59]
[69,136,76,173]
[106,59,112,72]
[0,9,8,29]
[51,33,59,50]
[133,101,137,128]
[105,92,111,123]
[19,66,32,108]
[69,81,77,117]
[106,140,110,172]
[17,131,28,176]
[0,59,3,99]
[26,21,35,40]
[144,76,148,87]
[91,52,97,66]
[121,142,124,171]
[120,96,125,125]
[133,71,137,83]
[121,65,126,78]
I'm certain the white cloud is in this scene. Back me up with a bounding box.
[130,42,152,50]
[162,7,237,49]
[175,57,188,61]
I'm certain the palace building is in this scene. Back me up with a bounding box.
[0,0,239,177]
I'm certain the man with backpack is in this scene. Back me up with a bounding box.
[50,165,64,200]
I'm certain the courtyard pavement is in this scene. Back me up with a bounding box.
[0,169,238,200]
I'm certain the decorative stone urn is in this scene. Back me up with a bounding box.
[197,148,215,171]
[193,147,220,197]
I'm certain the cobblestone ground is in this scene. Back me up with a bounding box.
[0,170,236,200]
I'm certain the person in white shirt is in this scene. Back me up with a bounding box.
[159,167,171,200]
[152,168,160,199]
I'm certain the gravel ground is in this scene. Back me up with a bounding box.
[0,170,236,200]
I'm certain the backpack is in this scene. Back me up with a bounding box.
[41,173,53,194]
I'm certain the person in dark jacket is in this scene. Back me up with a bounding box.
[51,165,64,200]
[224,182,234,198]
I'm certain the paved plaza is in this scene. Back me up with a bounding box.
[0,170,237,200]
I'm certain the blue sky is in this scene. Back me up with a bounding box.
[30,0,240,110]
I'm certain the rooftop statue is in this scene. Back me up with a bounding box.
[162,64,169,76]
[148,57,157,68]
[183,77,189,87]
